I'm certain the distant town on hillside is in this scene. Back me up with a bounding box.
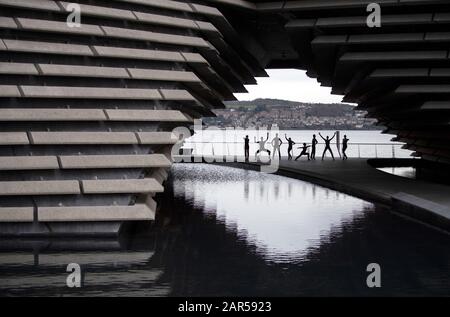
[203,99,379,130]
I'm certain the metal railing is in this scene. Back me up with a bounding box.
[180,141,411,159]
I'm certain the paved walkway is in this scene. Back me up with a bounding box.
[176,156,450,231]
[280,159,450,205]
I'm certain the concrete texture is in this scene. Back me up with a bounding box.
[0,62,38,75]
[0,108,107,121]
[0,207,34,222]
[39,204,155,222]
[136,132,178,145]
[105,109,191,122]
[2,38,94,55]
[38,64,130,78]
[0,132,29,145]
[0,0,215,236]
[19,86,163,100]
[29,132,139,145]
[0,156,59,170]
[81,179,164,194]
[59,154,171,169]
[0,0,61,11]
[0,180,80,196]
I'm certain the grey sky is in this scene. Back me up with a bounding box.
[234,69,346,104]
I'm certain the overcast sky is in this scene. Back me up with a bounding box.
[234,69,345,104]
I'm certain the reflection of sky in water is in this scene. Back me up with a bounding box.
[377,167,416,179]
[172,164,372,263]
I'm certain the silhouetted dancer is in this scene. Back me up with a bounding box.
[319,132,336,160]
[254,133,271,160]
[244,135,250,162]
[271,133,283,160]
[285,134,296,160]
[311,134,318,160]
[342,135,349,160]
[295,143,311,161]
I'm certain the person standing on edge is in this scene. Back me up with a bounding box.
[311,134,318,160]
[342,135,349,160]
[319,132,337,160]
[244,135,250,162]
[271,133,283,160]
[285,134,296,160]
[255,133,271,160]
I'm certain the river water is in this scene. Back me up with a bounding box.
[0,164,448,296]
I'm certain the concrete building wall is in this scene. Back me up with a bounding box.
[0,0,266,235]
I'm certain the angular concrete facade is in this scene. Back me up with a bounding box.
[0,0,267,236]
[1,0,449,235]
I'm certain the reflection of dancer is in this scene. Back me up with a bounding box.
[319,132,336,160]
[254,133,271,159]
[244,135,250,162]
[342,135,349,160]
[311,135,318,160]
[271,133,283,160]
[295,143,311,161]
[285,134,296,160]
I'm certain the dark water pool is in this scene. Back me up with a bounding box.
[0,164,449,296]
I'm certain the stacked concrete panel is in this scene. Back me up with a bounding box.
[203,0,450,163]
[0,0,266,236]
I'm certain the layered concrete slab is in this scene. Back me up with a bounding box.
[58,1,137,20]
[101,26,209,47]
[16,18,105,36]
[38,64,130,78]
[0,180,80,196]
[136,132,178,144]
[0,156,59,170]
[81,179,164,194]
[19,86,163,100]
[30,132,139,145]
[0,109,107,121]
[0,0,250,235]
[0,0,61,11]
[0,132,29,145]
[0,207,34,223]
[59,154,171,169]
[2,39,94,56]
[92,46,188,62]
[0,86,21,97]
[128,69,200,82]
[105,109,190,122]
[0,62,39,75]
[39,204,155,222]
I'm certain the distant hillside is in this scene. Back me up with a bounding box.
[225,98,302,108]
[204,98,379,130]
[226,98,354,106]
[225,98,356,117]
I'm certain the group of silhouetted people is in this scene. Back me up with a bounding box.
[243,132,349,162]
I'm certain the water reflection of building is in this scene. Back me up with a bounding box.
[1,165,448,297]
[0,238,169,297]
[151,166,450,297]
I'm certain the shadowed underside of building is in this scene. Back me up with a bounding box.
[0,0,449,235]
